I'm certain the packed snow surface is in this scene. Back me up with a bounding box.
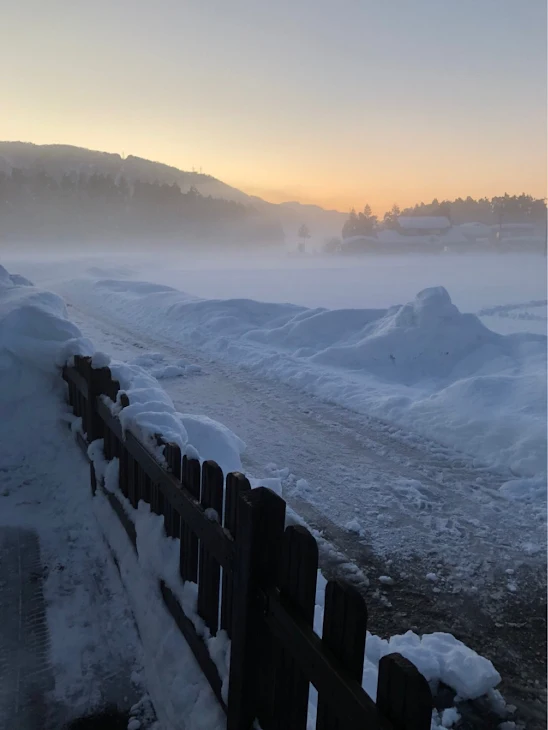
[0,265,511,728]
[53,274,546,492]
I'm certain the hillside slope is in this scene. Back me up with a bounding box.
[0,142,346,238]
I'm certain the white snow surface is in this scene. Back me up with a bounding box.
[0,265,509,728]
[51,273,546,491]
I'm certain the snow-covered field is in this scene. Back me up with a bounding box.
[12,252,544,487]
[0,265,516,729]
[10,251,546,334]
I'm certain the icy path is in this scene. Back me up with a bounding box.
[0,380,145,729]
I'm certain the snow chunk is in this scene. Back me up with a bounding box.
[180,414,245,475]
[345,518,364,536]
[420,632,501,700]
[91,351,111,368]
[441,707,461,728]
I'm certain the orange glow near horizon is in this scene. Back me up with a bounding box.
[1,125,545,217]
[1,1,545,217]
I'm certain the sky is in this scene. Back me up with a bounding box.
[1,0,546,213]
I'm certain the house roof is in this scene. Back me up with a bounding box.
[397,216,451,230]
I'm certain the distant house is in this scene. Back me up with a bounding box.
[396,216,452,236]
[457,222,491,242]
[490,223,538,240]
[489,223,546,252]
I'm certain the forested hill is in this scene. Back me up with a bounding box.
[0,142,348,241]
[0,145,284,244]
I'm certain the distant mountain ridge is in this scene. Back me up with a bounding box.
[0,141,347,238]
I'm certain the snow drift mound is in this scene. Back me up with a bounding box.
[59,276,548,488]
[311,287,502,384]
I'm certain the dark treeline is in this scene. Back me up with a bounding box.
[342,194,547,238]
[0,168,283,244]
[392,194,547,226]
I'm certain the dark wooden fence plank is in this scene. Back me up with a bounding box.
[316,580,368,730]
[165,444,182,538]
[197,461,224,635]
[128,454,138,509]
[226,487,286,730]
[221,472,251,636]
[268,526,318,730]
[263,585,382,729]
[377,653,432,730]
[119,445,129,499]
[179,456,201,581]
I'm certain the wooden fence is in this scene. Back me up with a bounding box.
[63,355,432,730]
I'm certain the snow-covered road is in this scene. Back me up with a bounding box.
[61,294,544,592]
[56,284,547,727]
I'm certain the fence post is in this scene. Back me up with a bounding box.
[165,443,182,538]
[316,581,368,730]
[376,653,432,730]
[179,456,201,583]
[221,472,251,635]
[268,525,318,730]
[226,487,286,730]
[198,460,224,635]
[77,357,110,444]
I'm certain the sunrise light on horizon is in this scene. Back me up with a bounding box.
[2,0,546,214]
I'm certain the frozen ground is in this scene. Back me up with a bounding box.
[0,265,525,730]
[3,252,546,727]
[0,285,146,728]
[6,252,546,562]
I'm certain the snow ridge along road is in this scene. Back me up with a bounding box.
[59,287,545,587]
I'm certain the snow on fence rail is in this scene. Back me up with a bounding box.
[63,355,432,730]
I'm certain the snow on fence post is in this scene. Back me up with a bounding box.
[226,487,286,730]
[376,653,432,730]
[316,580,368,730]
[179,456,200,582]
[197,461,225,635]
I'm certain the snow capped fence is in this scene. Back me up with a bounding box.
[63,355,432,730]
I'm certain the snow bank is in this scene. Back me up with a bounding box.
[65,276,547,491]
[0,267,243,474]
[0,265,93,377]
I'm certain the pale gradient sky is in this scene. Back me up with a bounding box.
[1,0,546,213]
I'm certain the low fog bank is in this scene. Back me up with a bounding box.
[3,247,546,336]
